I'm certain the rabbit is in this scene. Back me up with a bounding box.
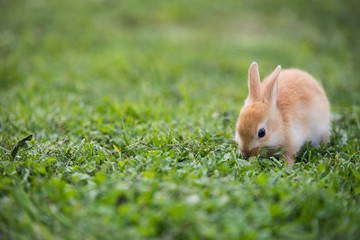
[235,62,331,165]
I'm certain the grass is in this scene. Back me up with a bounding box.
[1,0,360,239]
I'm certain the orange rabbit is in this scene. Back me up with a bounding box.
[235,62,331,165]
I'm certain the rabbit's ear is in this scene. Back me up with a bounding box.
[248,62,261,102]
[263,65,281,106]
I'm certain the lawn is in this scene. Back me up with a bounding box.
[1,0,360,239]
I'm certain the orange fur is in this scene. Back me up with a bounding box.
[248,62,261,102]
[236,63,331,165]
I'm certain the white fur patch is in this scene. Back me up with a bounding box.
[290,99,330,150]
[289,120,306,149]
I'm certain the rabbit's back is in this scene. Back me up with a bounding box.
[262,69,331,149]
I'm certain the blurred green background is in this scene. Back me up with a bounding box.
[1,0,360,143]
[1,0,359,106]
[1,0,360,239]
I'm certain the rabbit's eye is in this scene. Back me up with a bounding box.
[258,128,266,138]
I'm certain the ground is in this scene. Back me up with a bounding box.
[0,0,360,239]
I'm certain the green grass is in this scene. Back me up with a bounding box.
[1,0,360,239]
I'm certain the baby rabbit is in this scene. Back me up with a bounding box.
[235,62,330,165]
